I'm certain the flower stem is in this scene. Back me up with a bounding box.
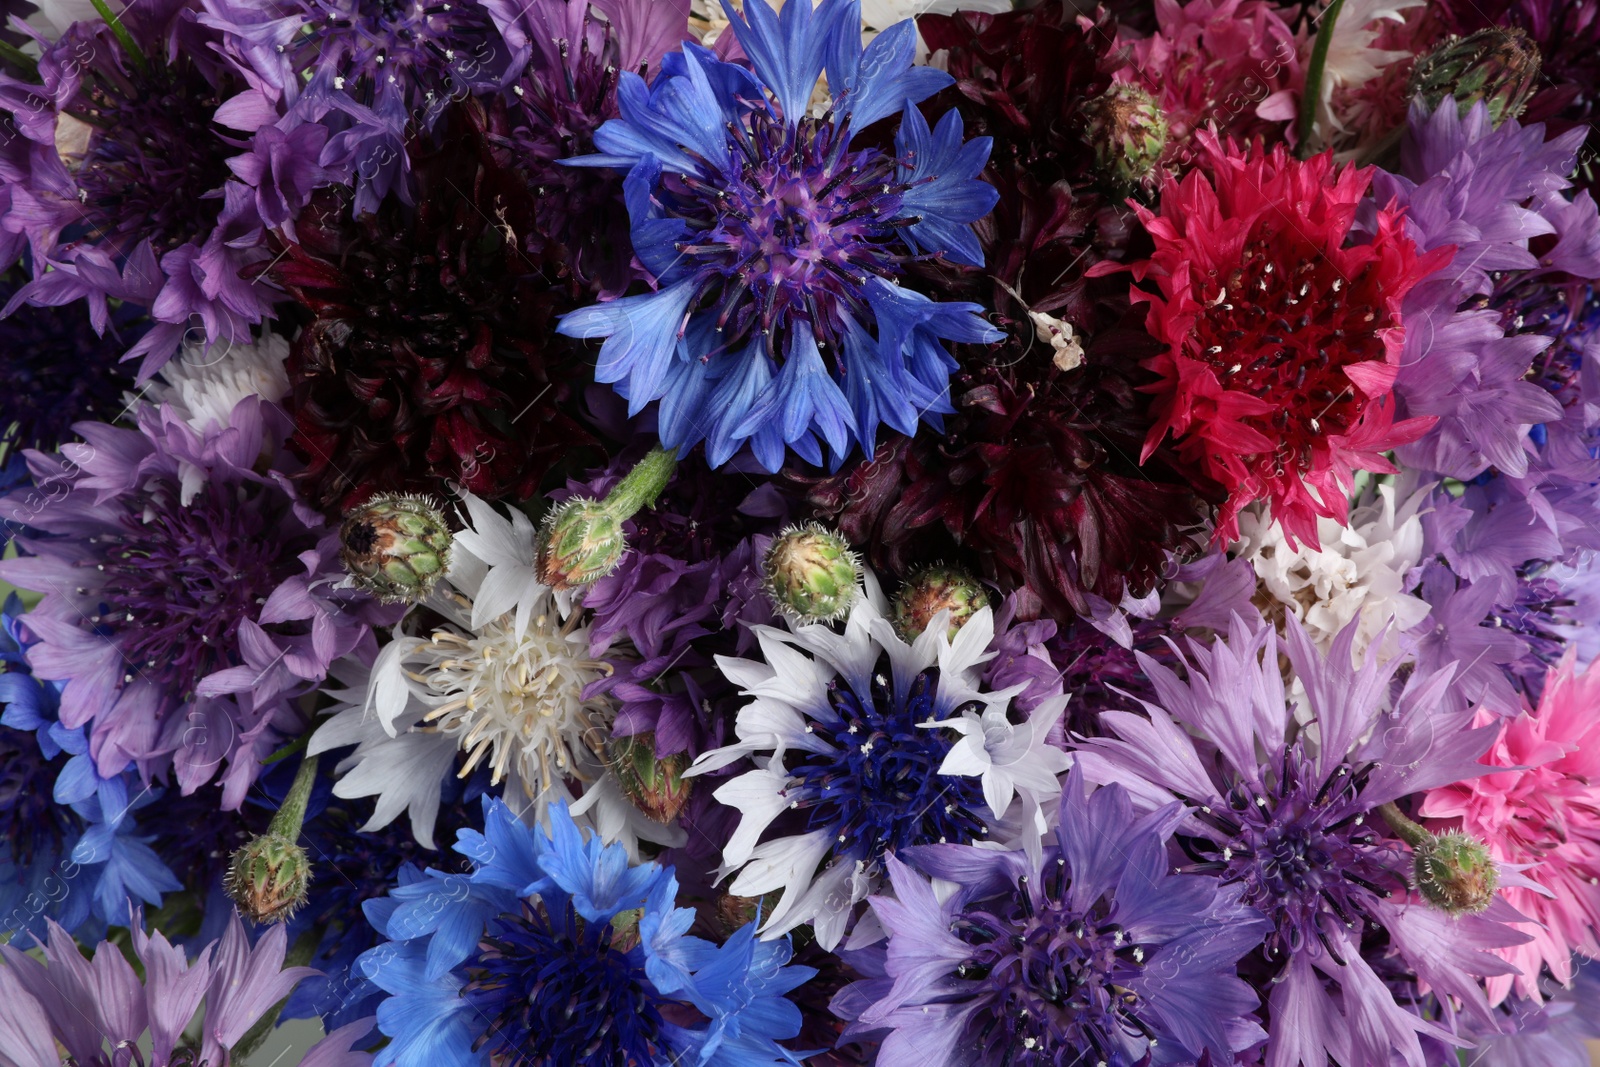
[1376,800,1434,850]
[603,447,678,520]
[1297,0,1345,157]
[89,0,148,74]
[268,753,319,842]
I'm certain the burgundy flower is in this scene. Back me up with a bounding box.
[796,2,1210,621]
[265,103,596,510]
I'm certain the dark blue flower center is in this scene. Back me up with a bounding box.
[89,475,311,701]
[785,662,990,861]
[1184,758,1404,964]
[0,273,138,453]
[953,868,1158,1065]
[71,55,236,253]
[0,725,75,866]
[465,900,666,1067]
[668,111,918,361]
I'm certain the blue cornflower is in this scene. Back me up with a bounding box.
[358,797,814,1067]
[0,595,179,939]
[558,0,1002,472]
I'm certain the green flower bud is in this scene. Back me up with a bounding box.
[762,523,862,623]
[1414,830,1500,916]
[538,498,627,590]
[1082,83,1169,188]
[227,753,320,924]
[1380,801,1499,916]
[893,565,990,641]
[339,493,453,604]
[608,732,693,823]
[225,831,311,924]
[1407,27,1542,127]
[536,447,679,590]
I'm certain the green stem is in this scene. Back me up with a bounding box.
[89,0,148,75]
[1376,801,1434,851]
[268,753,319,842]
[602,447,678,520]
[1297,0,1345,158]
[0,41,37,81]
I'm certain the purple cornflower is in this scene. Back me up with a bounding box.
[0,3,276,377]
[832,766,1269,1067]
[1366,99,1598,486]
[569,437,783,759]
[0,913,366,1067]
[0,397,392,810]
[1076,615,1532,1067]
[198,0,511,213]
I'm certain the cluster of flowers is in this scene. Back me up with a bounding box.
[3,0,1600,1064]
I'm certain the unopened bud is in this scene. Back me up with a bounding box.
[1407,27,1542,127]
[1380,801,1499,915]
[609,732,693,823]
[227,753,319,924]
[538,498,626,590]
[1414,830,1499,915]
[893,565,990,641]
[763,523,862,624]
[340,493,453,604]
[536,447,679,590]
[1082,83,1169,187]
[225,832,311,924]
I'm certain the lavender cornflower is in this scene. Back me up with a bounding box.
[1077,615,1533,1067]
[832,767,1270,1067]
[0,913,366,1067]
[0,397,391,810]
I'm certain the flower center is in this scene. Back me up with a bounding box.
[784,662,990,860]
[1190,761,1403,962]
[669,112,916,359]
[301,0,498,104]
[416,605,610,788]
[91,476,309,701]
[71,61,236,253]
[466,901,666,1067]
[954,870,1158,1064]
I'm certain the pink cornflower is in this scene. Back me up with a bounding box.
[1420,649,1600,1004]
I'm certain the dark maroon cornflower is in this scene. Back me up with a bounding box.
[265,103,596,510]
[796,3,1211,621]
[800,317,1211,620]
[479,0,687,298]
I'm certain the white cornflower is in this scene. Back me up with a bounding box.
[1310,0,1425,137]
[146,328,292,433]
[1235,481,1430,663]
[687,580,1068,950]
[311,493,679,855]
